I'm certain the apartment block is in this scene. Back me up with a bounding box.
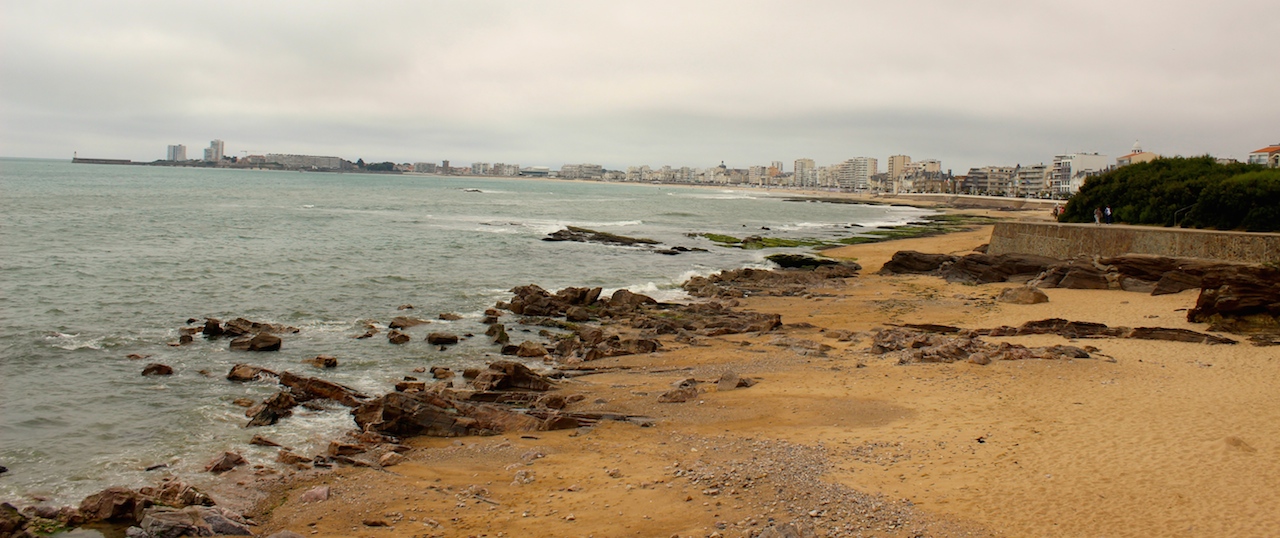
[166,144,186,161]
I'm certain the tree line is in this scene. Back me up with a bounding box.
[1061,156,1280,232]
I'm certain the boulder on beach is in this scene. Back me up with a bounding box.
[996,286,1049,305]
[78,486,152,523]
[387,330,410,344]
[204,451,246,473]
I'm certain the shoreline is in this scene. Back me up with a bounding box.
[12,206,1275,537]
[241,221,1277,537]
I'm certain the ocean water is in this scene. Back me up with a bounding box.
[0,158,934,504]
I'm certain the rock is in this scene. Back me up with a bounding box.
[543,226,660,246]
[757,520,816,538]
[303,355,338,368]
[877,251,958,274]
[1188,265,1280,333]
[230,333,281,352]
[354,328,378,339]
[226,363,275,382]
[765,253,844,269]
[1,503,28,537]
[248,434,281,447]
[1127,327,1237,345]
[79,487,151,523]
[298,486,329,503]
[353,391,542,437]
[1151,271,1202,296]
[246,391,297,427]
[278,371,369,407]
[204,452,246,473]
[429,366,454,379]
[201,319,225,338]
[565,306,591,322]
[716,371,755,391]
[131,506,252,538]
[378,452,405,467]
[438,312,463,321]
[327,441,364,456]
[276,450,312,466]
[943,253,1061,284]
[177,334,193,345]
[426,332,459,345]
[486,323,510,344]
[658,386,698,403]
[387,330,410,344]
[141,363,173,376]
[607,289,657,310]
[996,286,1049,305]
[232,398,255,407]
[397,304,414,310]
[515,340,548,358]
[684,265,858,298]
[395,380,426,392]
[126,353,151,360]
[472,361,554,391]
[389,316,430,329]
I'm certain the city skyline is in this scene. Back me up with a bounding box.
[2,1,1277,171]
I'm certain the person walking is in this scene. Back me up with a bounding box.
[1094,207,1102,225]
[1104,205,1113,224]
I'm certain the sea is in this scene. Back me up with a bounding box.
[0,158,935,506]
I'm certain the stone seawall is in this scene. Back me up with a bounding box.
[989,222,1280,264]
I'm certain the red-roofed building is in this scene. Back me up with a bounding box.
[1116,141,1159,167]
[1248,144,1280,168]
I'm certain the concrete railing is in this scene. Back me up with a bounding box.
[988,222,1280,264]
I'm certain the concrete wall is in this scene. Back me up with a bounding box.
[887,193,1059,210]
[989,222,1280,264]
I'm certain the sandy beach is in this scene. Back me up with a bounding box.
[233,214,1280,538]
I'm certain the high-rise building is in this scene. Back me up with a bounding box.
[852,157,877,190]
[770,161,784,174]
[202,140,224,162]
[166,144,186,161]
[887,155,911,180]
[793,158,816,187]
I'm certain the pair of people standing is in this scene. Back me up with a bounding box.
[1094,206,1113,225]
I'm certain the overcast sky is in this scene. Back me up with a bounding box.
[2,1,1277,172]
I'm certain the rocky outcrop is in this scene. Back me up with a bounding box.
[226,364,276,382]
[352,391,542,437]
[1188,265,1280,334]
[684,265,859,299]
[765,254,846,269]
[387,330,410,344]
[543,227,660,246]
[871,327,1092,365]
[203,452,245,474]
[278,371,369,407]
[127,505,252,537]
[200,317,298,339]
[877,251,957,275]
[246,391,297,427]
[906,319,1238,345]
[471,361,554,392]
[302,355,338,368]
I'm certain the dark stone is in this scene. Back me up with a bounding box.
[877,251,958,275]
[515,341,548,357]
[426,332,459,345]
[230,333,282,352]
[765,254,843,269]
[543,226,660,246]
[141,363,173,376]
[202,319,224,338]
[246,391,297,427]
[387,330,410,344]
[1152,271,1202,295]
[565,306,591,322]
[438,313,463,321]
[204,452,246,473]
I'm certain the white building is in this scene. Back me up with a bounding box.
[166,144,186,161]
[1013,164,1050,196]
[202,139,224,162]
[413,162,438,173]
[1051,153,1111,194]
[793,158,816,187]
[1248,144,1280,168]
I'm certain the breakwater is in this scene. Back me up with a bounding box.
[989,222,1280,264]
